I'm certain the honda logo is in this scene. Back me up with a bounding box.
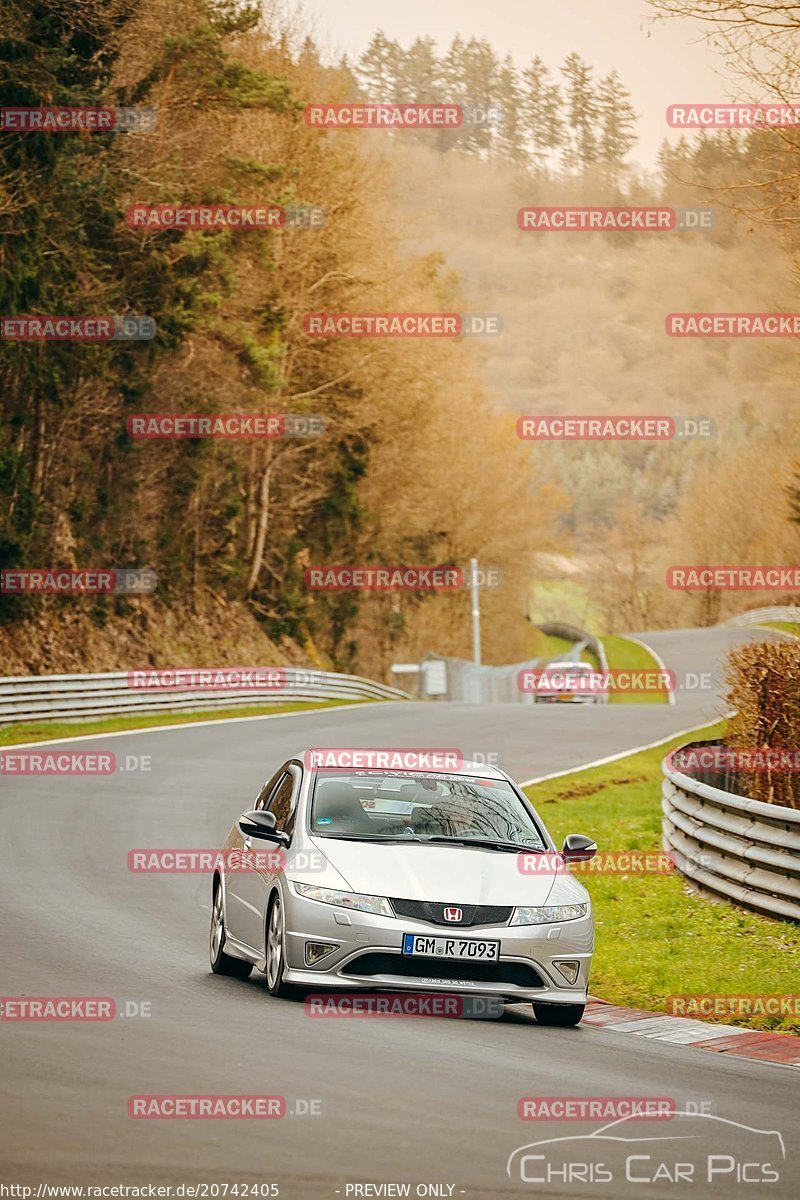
[443,907,463,923]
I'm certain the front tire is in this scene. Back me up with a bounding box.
[532,1002,585,1027]
[210,881,253,978]
[265,892,296,998]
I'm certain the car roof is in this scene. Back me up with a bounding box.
[547,660,593,668]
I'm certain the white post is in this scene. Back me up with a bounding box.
[470,557,482,666]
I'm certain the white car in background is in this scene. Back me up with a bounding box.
[534,660,606,704]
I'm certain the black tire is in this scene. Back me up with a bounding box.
[265,892,297,998]
[532,1002,585,1027]
[210,880,253,977]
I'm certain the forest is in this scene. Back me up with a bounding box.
[1,0,798,675]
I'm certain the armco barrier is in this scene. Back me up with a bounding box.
[724,606,800,629]
[0,668,409,725]
[416,623,611,704]
[662,739,800,922]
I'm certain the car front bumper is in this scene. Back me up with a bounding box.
[282,887,594,1005]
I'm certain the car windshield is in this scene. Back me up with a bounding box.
[309,770,547,849]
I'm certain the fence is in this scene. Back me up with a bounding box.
[0,668,409,726]
[724,606,800,629]
[662,739,800,922]
[414,624,609,703]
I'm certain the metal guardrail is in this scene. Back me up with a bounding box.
[537,622,610,676]
[0,668,409,725]
[724,606,800,628]
[411,623,609,703]
[662,739,800,922]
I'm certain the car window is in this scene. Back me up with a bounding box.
[310,770,546,848]
[266,770,296,834]
[255,767,284,811]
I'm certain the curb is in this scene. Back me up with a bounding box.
[583,998,800,1069]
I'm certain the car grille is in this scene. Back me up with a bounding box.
[389,899,513,927]
[342,952,544,988]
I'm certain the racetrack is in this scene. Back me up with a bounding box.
[1,625,797,1198]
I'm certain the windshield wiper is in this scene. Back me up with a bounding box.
[423,836,541,853]
[314,833,425,843]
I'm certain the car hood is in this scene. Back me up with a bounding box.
[307,837,587,906]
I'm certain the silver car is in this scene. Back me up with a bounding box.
[534,661,606,705]
[210,752,596,1026]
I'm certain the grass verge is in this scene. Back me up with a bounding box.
[525,721,800,1035]
[761,620,800,638]
[601,633,670,705]
[0,698,375,748]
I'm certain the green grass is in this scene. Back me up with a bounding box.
[760,620,800,637]
[534,633,577,660]
[525,721,800,1035]
[601,633,670,705]
[0,698,375,747]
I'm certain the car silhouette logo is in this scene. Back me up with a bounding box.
[444,907,462,922]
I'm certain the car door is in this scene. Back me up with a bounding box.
[224,764,285,948]
[230,764,301,951]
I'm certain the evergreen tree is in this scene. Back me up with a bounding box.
[493,55,525,162]
[357,31,402,100]
[521,56,564,170]
[597,70,638,172]
[561,52,599,171]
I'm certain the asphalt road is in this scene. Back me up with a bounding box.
[0,625,797,1198]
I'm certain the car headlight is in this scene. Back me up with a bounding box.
[292,882,393,917]
[511,903,588,925]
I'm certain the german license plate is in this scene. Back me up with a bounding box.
[402,933,500,961]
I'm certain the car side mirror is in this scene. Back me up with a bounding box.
[562,833,597,862]
[238,810,289,845]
